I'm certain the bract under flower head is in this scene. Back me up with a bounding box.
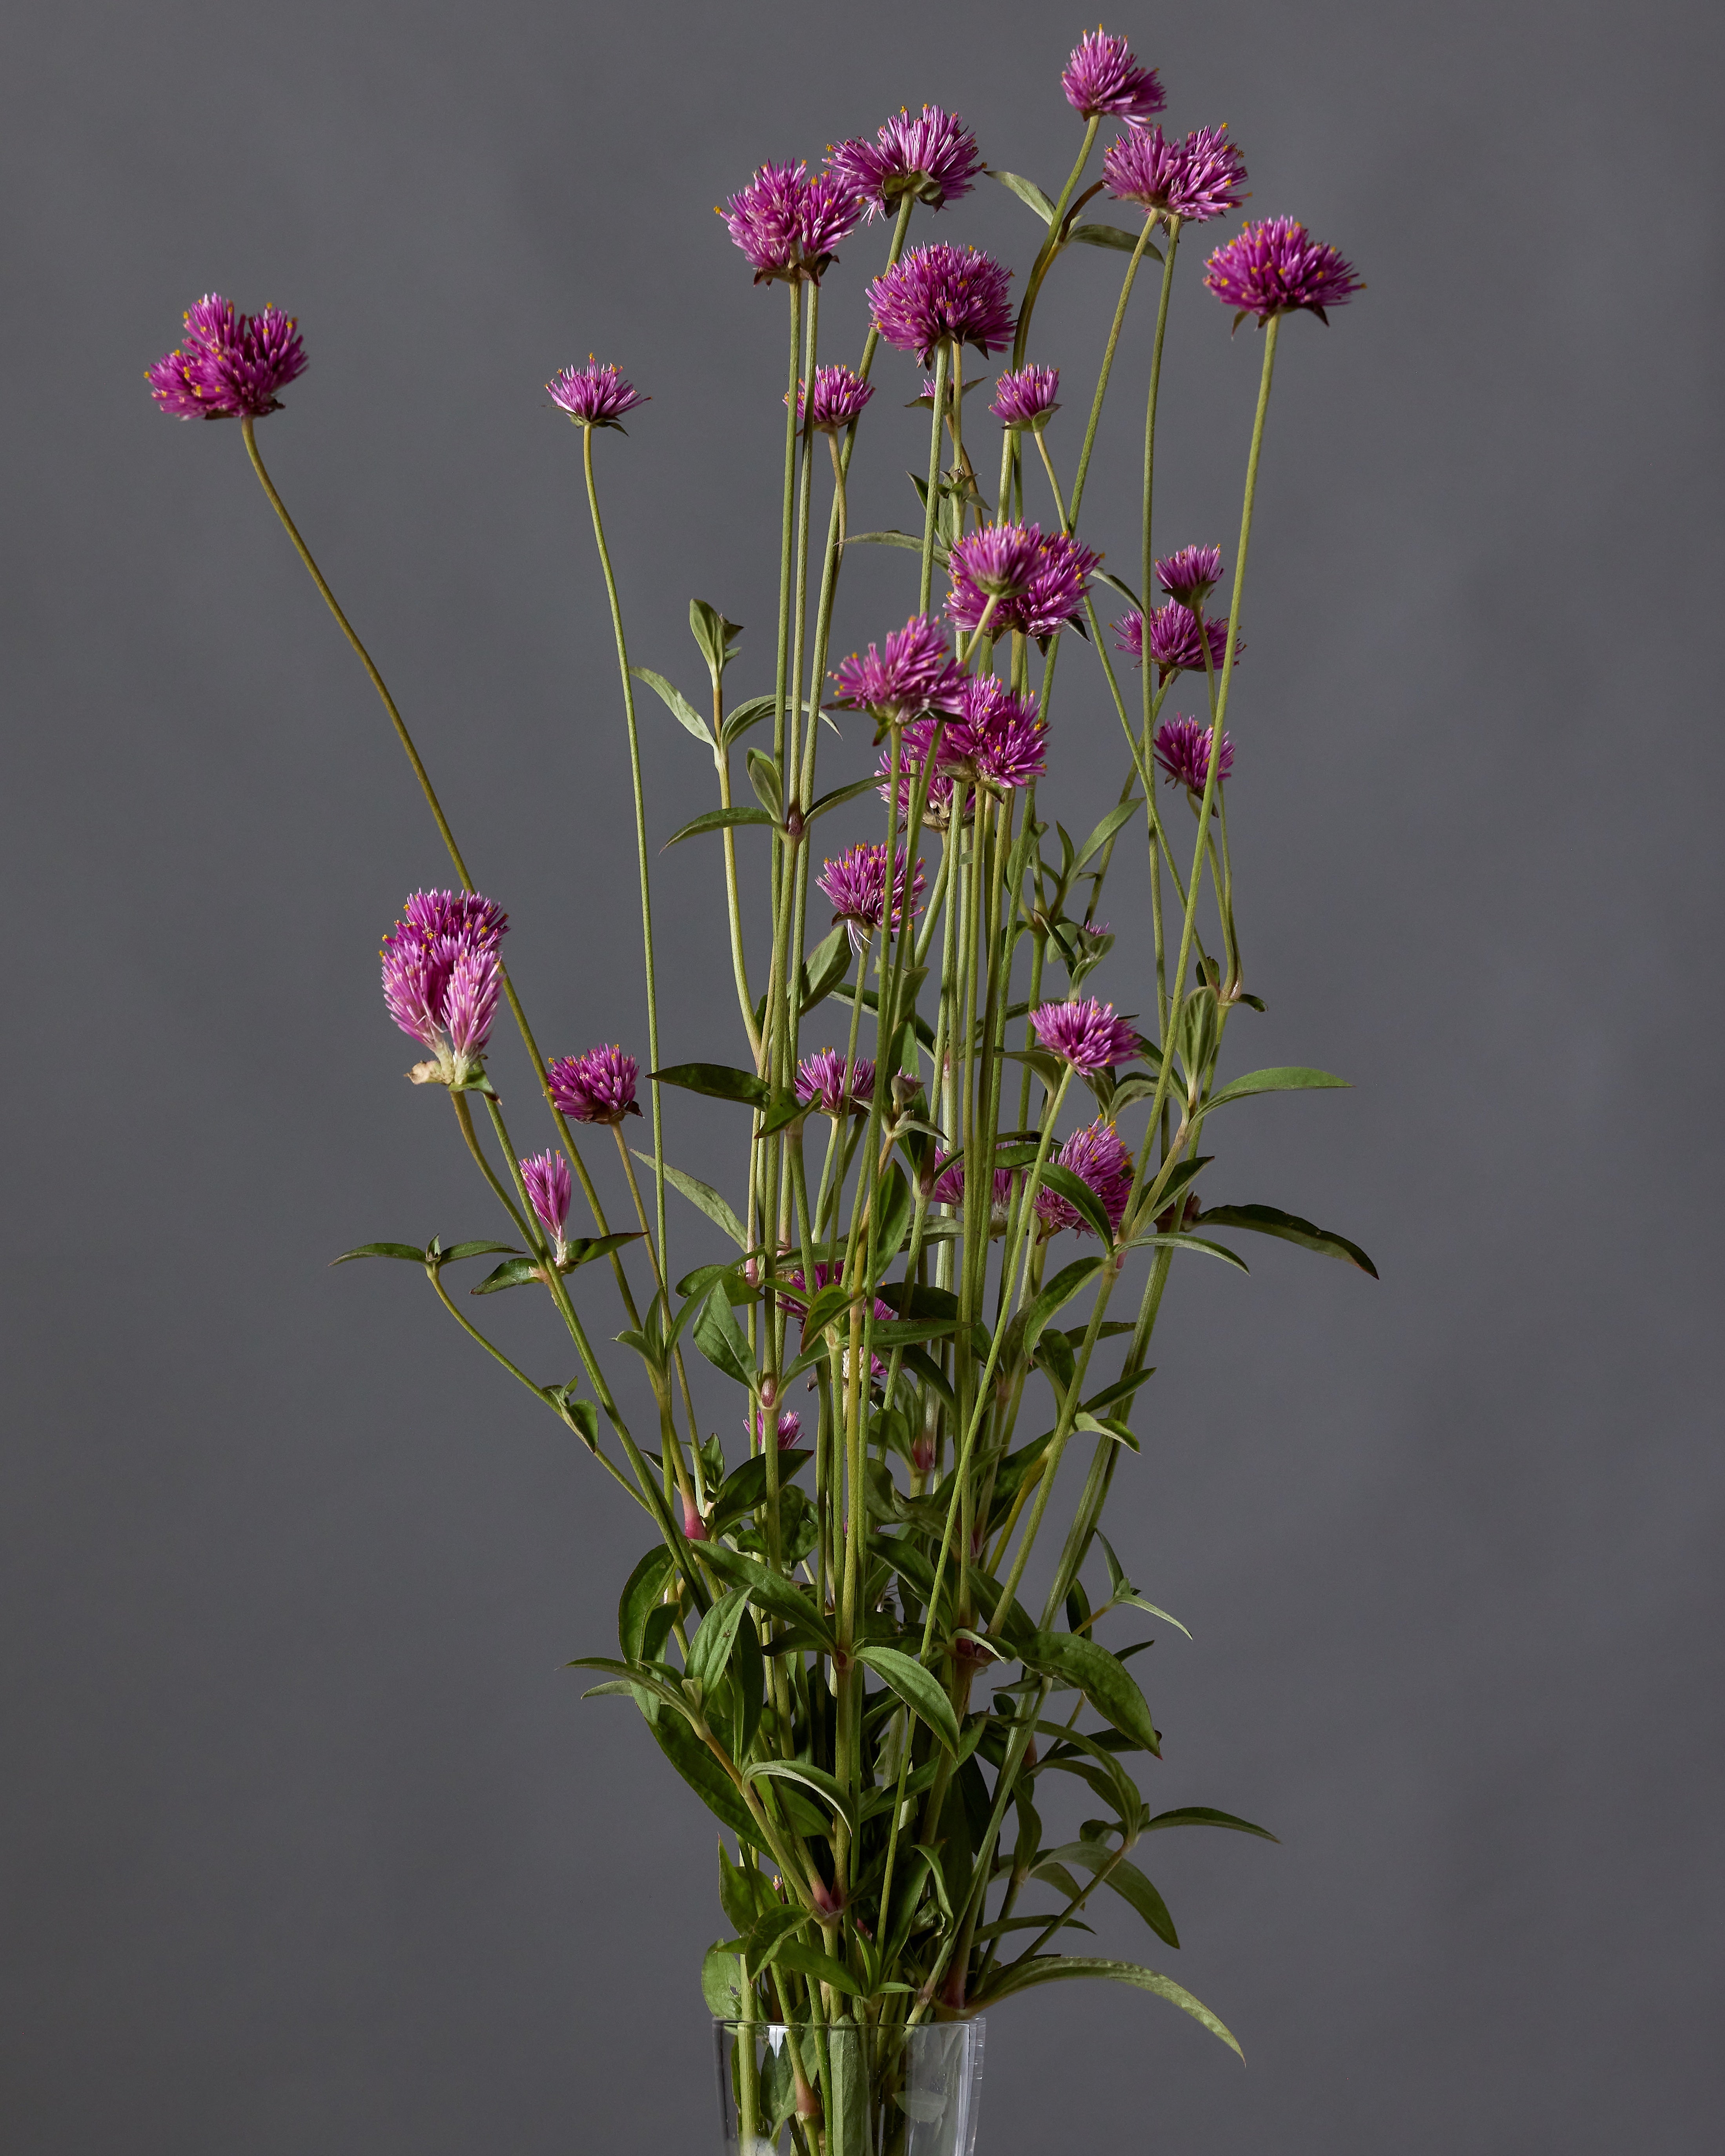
[721,161,863,285]
[939,675,1047,792]
[831,613,965,727]
[817,844,925,951]
[1061,29,1166,124]
[948,526,1099,642]
[1032,996,1140,1075]
[794,364,875,432]
[1037,1118,1134,1238]
[1154,545,1225,607]
[868,244,1015,366]
[1104,124,1247,224]
[990,365,1061,429]
[1204,216,1363,325]
[547,1045,641,1124]
[147,292,306,421]
[1154,715,1233,795]
[548,359,646,430]
[795,1049,876,1117]
[380,888,506,1087]
[1113,603,1240,677]
[827,106,982,219]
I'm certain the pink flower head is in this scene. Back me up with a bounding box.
[1061,29,1166,124]
[749,1404,805,1450]
[831,613,965,727]
[939,675,1047,792]
[1154,545,1225,608]
[818,843,925,951]
[929,1154,1019,1236]
[780,1261,894,1378]
[1153,715,1233,795]
[548,359,646,430]
[396,889,509,945]
[1032,997,1140,1076]
[827,106,982,218]
[990,364,1060,429]
[877,715,962,830]
[720,160,864,284]
[948,526,1098,642]
[1113,603,1239,677]
[1205,216,1364,325]
[795,1049,876,1117]
[147,292,306,421]
[793,363,875,432]
[520,1149,574,1260]
[948,522,1042,600]
[1037,1118,1134,1239]
[1104,124,1247,224]
[380,889,506,1087]
[547,1045,640,1124]
[868,244,1016,365]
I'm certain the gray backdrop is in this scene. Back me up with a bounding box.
[4,0,1721,2149]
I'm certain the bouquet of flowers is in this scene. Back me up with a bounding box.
[148,24,1370,2150]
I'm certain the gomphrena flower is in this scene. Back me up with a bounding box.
[827,106,982,217]
[1032,996,1140,1075]
[379,888,507,1088]
[948,523,1042,600]
[794,364,875,432]
[1204,216,1364,325]
[721,160,863,284]
[1061,28,1166,124]
[547,1045,641,1124]
[1154,715,1234,794]
[547,359,646,430]
[1037,1118,1135,1239]
[831,613,965,727]
[1113,602,1240,676]
[818,843,925,951]
[795,1049,876,1117]
[1154,545,1225,607]
[147,292,306,421]
[868,244,1016,366]
[520,1149,573,1262]
[948,524,1099,642]
[938,674,1047,792]
[929,1155,1019,1237]
[876,716,961,830]
[749,1404,805,1450]
[1103,124,1247,224]
[990,365,1061,430]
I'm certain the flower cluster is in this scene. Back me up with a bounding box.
[794,364,875,432]
[1153,715,1233,795]
[868,244,1015,365]
[1104,124,1247,224]
[379,888,507,1087]
[148,293,306,421]
[938,675,1046,792]
[548,360,645,430]
[548,1045,640,1124]
[827,106,982,217]
[521,1149,573,1262]
[990,365,1060,430]
[1113,602,1239,676]
[1061,28,1166,123]
[721,161,863,284]
[818,843,925,951]
[1032,997,1140,1076]
[831,614,964,728]
[947,523,1099,642]
[795,1049,876,1117]
[1205,217,1363,324]
[1038,1118,1135,1238]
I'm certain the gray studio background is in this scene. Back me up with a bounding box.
[4,0,1721,2149]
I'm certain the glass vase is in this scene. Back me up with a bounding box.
[714,2017,985,2156]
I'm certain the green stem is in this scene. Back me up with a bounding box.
[1068,211,1160,526]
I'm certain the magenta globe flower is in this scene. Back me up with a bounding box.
[868,244,1016,365]
[948,525,1098,641]
[793,364,875,432]
[831,614,965,727]
[990,365,1061,430]
[148,292,306,421]
[380,888,507,1087]
[827,106,982,218]
[817,844,925,951]
[795,1049,876,1117]
[1205,217,1364,325]
[721,160,864,284]
[1154,716,1233,795]
[1104,124,1247,224]
[929,1155,1019,1236]
[520,1149,574,1262]
[1032,997,1140,1076]
[1061,29,1166,124]
[749,1404,805,1450]
[948,523,1042,600]
[548,360,646,430]
[938,675,1047,792]
[1113,603,1239,677]
[547,1045,641,1124]
[1037,1118,1134,1238]
[1153,545,1225,607]
[877,716,961,829]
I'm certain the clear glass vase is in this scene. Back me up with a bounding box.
[714,2017,985,2156]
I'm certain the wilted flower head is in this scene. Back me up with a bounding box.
[547,359,645,429]
[827,106,982,217]
[749,1404,805,1450]
[1154,545,1225,607]
[1154,715,1233,795]
[1113,602,1239,677]
[796,1049,876,1116]
[877,715,961,829]
[818,843,925,950]
[1062,29,1166,124]
[547,1045,640,1124]
[990,364,1060,429]
[939,674,1047,792]
[831,613,965,727]
[794,364,875,432]
[148,293,306,421]
[380,888,506,1087]
[1037,1118,1134,1238]
[868,244,1016,365]
[1104,124,1247,224]
[721,160,863,284]
[520,1149,573,1260]
[948,525,1098,641]
[1205,216,1363,324]
[1032,996,1140,1075]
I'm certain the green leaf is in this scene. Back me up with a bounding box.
[698,1542,839,1651]
[565,1654,690,1719]
[618,1546,676,1663]
[768,1938,862,1997]
[470,1231,645,1294]
[1080,1368,1156,1417]
[1073,1412,1140,1452]
[830,980,936,1050]
[1118,1232,1250,1273]
[1196,1204,1378,1278]
[1198,1066,1351,1116]
[689,598,743,683]
[844,528,945,557]
[1022,1630,1160,1754]
[1001,1045,1068,1096]
[1015,1255,1106,1360]
[1142,1805,1279,1843]
[799,924,852,1013]
[858,1644,961,1755]
[469,1257,544,1294]
[744,1757,859,1836]
[806,775,880,822]
[989,167,1056,222]
[638,1156,748,1249]
[630,665,711,746]
[1093,569,1144,614]
[1068,220,1162,259]
[1142,1155,1211,1216]
[439,1240,521,1262]
[721,693,777,748]
[687,1586,752,1698]
[872,1162,914,1262]
[973,1955,1241,2056]
[330,1241,427,1265]
[746,748,783,818]
[694,1286,754,1387]
[710,1449,813,1531]
[701,1941,746,2017]
[1037,1162,1115,1244]
[665,805,777,847]
[654,1062,770,1107]
[1042,1841,1180,1948]
[1072,798,1141,874]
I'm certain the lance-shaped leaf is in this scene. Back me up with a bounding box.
[566,1654,692,1720]
[1039,1839,1180,1948]
[799,924,852,1012]
[470,1231,644,1293]
[1029,1720,1144,1829]
[1072,798,1142,874]
[1011,1255,1106,1362]
[1196,1204,1379,1277]
[721,693,777,748]
[744,1757,859,1837]
[1198,1065,1350,1116]
[631,665,711,746]
[1069,221,1162,259]
[698,1541,839,1652]
[973,1955,1240,2057]
[652,1062,803,1135]
[806,775,882,823]
[746,748,783,818]
[701,1941,747,2018]
[689,599,743,684]
[638,1156,749,1251]
[1142,1806,1278,1842]
[857,1644,961,1755]
[766,1937,863,1996]
[1139,1155,1211,1218]
[1073,1411,1140,1452]
[989,167,1056,222]
[1080,1367,1156,1417]
[330,1241,433,1265]
[1022,1630,1160,1754]
[694,1286,754,1387]
[830,978,936,1050]
[618,1546,677,1663]
[710,1449,814,1532]
[1037,1163,1116,1244]
[665,805,777,847]
[1119,1231,1250,1273]
[687,1585,752,1699]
